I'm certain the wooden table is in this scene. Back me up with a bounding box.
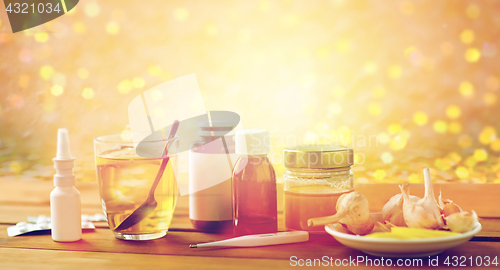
[0,180,499,269]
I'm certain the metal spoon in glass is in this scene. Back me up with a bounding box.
[115,120,180,231]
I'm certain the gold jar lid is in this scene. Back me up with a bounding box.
[283,145,354,169]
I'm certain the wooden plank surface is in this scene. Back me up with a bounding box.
[0,248,290,270]
[1,225,499,261]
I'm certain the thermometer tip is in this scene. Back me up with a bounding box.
[189,244,197,248]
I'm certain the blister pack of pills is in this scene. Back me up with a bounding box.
[7,215,99,237]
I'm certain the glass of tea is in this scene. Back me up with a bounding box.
[94,133,179,240]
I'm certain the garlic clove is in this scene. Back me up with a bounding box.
[382,184,420,227]
[445,210,478,233]
[307,191,374,235]
[438,191,462,217]
[400,169,445,230]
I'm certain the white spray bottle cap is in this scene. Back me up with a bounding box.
[53,128,76,187]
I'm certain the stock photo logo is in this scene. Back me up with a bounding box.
[4,0,79,33]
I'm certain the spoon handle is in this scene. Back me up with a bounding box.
[149,121,180,197]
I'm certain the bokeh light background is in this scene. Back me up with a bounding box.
[1,0,500,184]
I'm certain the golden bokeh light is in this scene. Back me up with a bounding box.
[433,120,447,134]
[413,111,428,126]
[82,88,94,100]
[460,29,474,44]
[464,48,481,62]
[459,81,474,97]
[445,105,461,119]
[479,126,497,145]
[50,85,64,97]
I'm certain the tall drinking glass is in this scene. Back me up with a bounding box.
[94,133,178,240]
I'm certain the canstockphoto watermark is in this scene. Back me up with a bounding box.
[290,256,424,267]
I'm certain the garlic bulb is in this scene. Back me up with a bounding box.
[307,191,374,235]
[438,191,462,217]
[400,168,444,229]
[446,210,478,233]
[382,184,420,226]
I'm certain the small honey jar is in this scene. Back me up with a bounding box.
[283,145,354,232]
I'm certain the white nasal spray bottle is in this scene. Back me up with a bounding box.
[50,128,82,242]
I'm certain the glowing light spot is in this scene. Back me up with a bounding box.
[381,152,393,164]
[458,134,472,148]
[491,139,500,152]
[484,93,497,106]
[486,76,499,91]
[316,46,330,59]
[148,65,162,76]
[473,149,488,161]
[237,29,251,43]
[373,169,386,180]
[460,29,474,44]
[372,86,386,98]
[446,105,461,119]
[132,77,145,88]
[388,124,402,134]
[388,65,402,79]
[464,156,477,168]
[9,161,22,174]
[34,32,49,43]
[204,22,218,36]
[399,0,414,15]
[390,136,407,151]
[408,173,421,183]
[479,126,497,145]
[435,158,452,171]
[85,2,101,17]
[18,75,29,88]
[466,4,480,19]
[448,121,462,134]
[328,103,342,115]
[334,39,350,53]
[78,68,89,79]
[363,61,378,74]
[465,48,481,62]
[378,132,390,145]
[440,42,454,56]
[73,22,86,33]
[40,65,54,81]
[413,111,428,126]
[459,81,474,97]
[258,0,271,12]
[174,7,189,21]
[455,167,469,179]
[106,21,120,35]
[82,87,94,99]
[50,85,64,96]
[433,120,448,134]
[368,102,381,116]
[150,89,163,101]
[118,80,133,94]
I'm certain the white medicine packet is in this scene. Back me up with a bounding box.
[7,215,97,237]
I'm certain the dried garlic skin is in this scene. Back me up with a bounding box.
[382,186,420,227]
[307,192,374,235]
[400,169,445,230]
[438,192,462,217]
[446,210,478,233]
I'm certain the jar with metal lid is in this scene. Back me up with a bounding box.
[283,145,354,232]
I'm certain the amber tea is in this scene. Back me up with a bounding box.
[95,135,178,241]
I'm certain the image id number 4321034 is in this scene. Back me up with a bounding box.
[5,2,62,14]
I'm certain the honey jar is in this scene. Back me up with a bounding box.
[283,145,354,232]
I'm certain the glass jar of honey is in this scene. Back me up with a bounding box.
[283,145,354,232]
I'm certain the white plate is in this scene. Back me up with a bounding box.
[325,213,482,258]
